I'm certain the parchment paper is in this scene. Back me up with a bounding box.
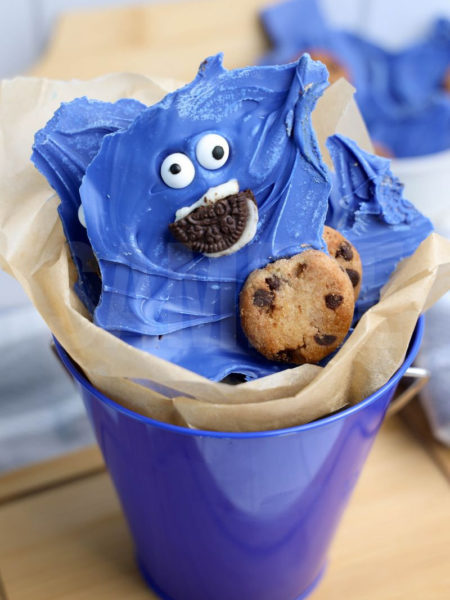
[1,73,449,431]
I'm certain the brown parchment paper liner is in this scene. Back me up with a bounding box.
[1,73,450,431]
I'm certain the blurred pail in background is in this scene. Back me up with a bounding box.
[392,150,450,445]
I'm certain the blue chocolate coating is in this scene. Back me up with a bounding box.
[32,97,146,311]
[326,134,433,318]
[79,54,331,380]
[31,54,433,381]
[260,0,450,157]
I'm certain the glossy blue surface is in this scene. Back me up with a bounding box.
[54,316,423,600]
[33,55,431,381]
[326,136,432,320]
[79,54,331,381]
[31,97,146,311]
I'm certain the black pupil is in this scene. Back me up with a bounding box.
[169,163,182,175]
[212,145,224,160]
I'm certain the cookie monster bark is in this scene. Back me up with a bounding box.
[78,53,332,380]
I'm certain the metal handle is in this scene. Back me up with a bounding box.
[386,367,431,418]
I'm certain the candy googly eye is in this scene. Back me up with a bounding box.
[160,153,195,188]
[196,134,230,170]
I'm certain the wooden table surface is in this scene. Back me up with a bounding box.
[0,413,449,600]
[30,0,273,81]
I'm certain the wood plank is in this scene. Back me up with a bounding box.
[0,445,104,506]
[314,416,450,600]
[0,419,448,599]
[0,472,154,600]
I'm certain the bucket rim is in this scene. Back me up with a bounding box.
[53,315,424,439]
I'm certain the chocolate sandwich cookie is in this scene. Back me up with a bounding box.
[169,190,256,256]
[169,179,259,258]
[240,250,354,365]
[323,226,362,300]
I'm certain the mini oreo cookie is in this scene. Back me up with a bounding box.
[323,226,362,300]
[239,249,354,364]
[169,190,255,255]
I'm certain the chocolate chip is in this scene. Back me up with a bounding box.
[314,334,337,346]
[335,241,353,261]
[325,294,343,310]
[265,275,281,290]
[253,289,274,309]
[346,268,360,288]
[296,263,307,277]
[276,348,306,364]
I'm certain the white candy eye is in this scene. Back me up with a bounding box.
[160,153,195,189]
[196,134,229,170]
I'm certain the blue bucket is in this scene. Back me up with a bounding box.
[54,316,424,600]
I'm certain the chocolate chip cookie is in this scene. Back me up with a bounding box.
[240,250,354,364]
[323,226,362,300]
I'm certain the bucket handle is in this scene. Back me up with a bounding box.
[387,367,430,418]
